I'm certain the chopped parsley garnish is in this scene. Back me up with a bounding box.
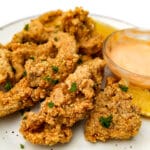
[52,66,59,73]
[29,56,35,60]
[20,144,25,149]
[43,76,59,85]
[69,82,77,92]
[43,76,51,82]
[99,115,113,128]
[54,37,58,42]
[4,81,12,91]
[119,84,128,92]
[51,79,59,85]
[77,58,83,64]
[23,70,27,77]
[48,102,54,108]
[24,24,29,31]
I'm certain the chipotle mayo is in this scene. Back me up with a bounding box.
[110,42,150,76]
[104,29,150,88]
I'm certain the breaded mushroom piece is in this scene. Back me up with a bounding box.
[10,31,78,83]
[0,78,48,118]
[84,80,141,142]
[0,48,14,84]
[20,112,72,146]
[8,7,103,56]
[25,31,79,88]
[0,32,78,118]
[9,10,63,44]
[20,58,105,146]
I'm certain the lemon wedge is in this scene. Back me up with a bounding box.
[128,85,150,117]
[94,20,116,38]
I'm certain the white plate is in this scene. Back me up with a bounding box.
[0,14,150,150]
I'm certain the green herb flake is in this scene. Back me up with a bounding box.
[20,144,25,149]
[77,58,83,64]
[48,102,54,108]
[4,81,12,91]
[99,115,113,128]
[54,37,58,42]
[29,56,35,60]
[52,66,59,73]
[43,76,51,82]
[23,70,27,77]
[51,79,59,85]
[24,24,29,31]
[69,82,77,92]
[119,84,128,92]
[43,76,59,85]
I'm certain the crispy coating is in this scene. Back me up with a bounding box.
[0,32,78,118]
[11,20,51,44]
[61,8,103,55]
[20,58,105,146]
[8,7,103,55]
[11,31,78,82]
[20,112,72,146]
[0,48,14,84]
[6,7,103,84]
[84,81,141,142]
[0,7,142,147]
[25,31,78,88]
[10,10,63,44]
[0,78,33,117]
[3,40,56,83]
[0,7,103,118]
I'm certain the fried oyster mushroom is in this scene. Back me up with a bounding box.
[20,58,105,146]
[84,79,141,142]
[0,32,78,118]
[0,48,14,84]
[8,7,103,56]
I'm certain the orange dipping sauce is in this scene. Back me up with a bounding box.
[103,28,150,88]
[110,42,150,76]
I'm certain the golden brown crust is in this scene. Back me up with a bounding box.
[8,7,103,56]
[84,81,141,142]
[1,7,104,118]
[20,58,105,146]
[20,112,72,146]
[0,48,14,84]
[0,78,33,117]
[0,31,78,118]
[0,7,141,147]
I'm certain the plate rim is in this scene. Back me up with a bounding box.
[0,13,136,30]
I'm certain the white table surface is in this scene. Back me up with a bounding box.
[0,0,150,28]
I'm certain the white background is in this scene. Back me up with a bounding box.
[0,1,150,150]
[0,0,150,28]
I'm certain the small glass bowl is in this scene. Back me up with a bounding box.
[103,28,150,89]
